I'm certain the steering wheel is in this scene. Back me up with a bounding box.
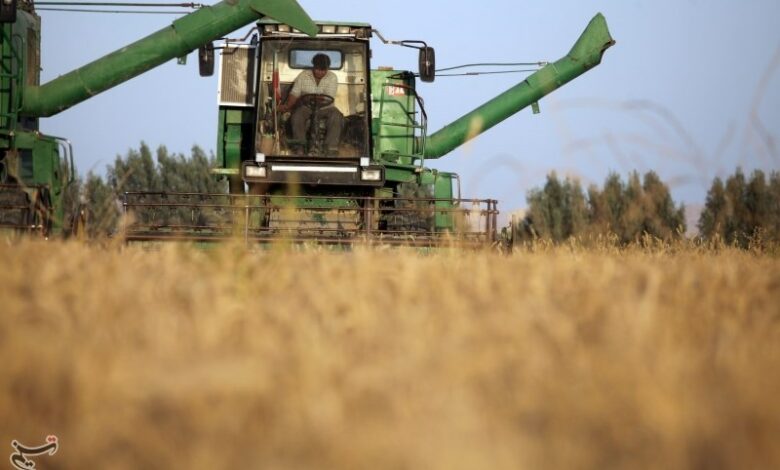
[297,93,334,109]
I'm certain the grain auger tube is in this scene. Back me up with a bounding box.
[422,13,615,159]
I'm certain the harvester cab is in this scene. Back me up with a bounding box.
[254,21,372,160]
[217,21,431,194]
[196,21,490,245]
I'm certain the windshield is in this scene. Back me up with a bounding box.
[256,39,369,159]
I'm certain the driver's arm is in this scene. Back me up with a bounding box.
[279,94,298,113]
[279,73,303,113]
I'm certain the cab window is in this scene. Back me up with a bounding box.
[289,50,342,69]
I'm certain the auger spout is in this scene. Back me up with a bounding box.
[423,13,615,159]
[19,0,316,117]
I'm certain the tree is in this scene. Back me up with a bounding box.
[523,172,588,242]
[698,177,727,240]
[584,171,684,243]
[83,172,120,238]
[76,142,225,237]
[639,171,686,241]
[587,172,624,238]
[699,169,780,247]
[108,142,161,194]
[157,145,225,194]
[619,171,645,241]
[724,168,749,245]
[770,172,780,240]
[745,170,771,238]
[518,171,685,244]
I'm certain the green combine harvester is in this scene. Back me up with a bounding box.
[0,0,614,245]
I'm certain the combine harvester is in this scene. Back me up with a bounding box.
[0,0,614,246]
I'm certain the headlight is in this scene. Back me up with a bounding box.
[245,165,267,178]
[361,169,382,181]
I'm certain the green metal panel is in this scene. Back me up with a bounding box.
[373,187,393,199]
[19,0,316,117]
[423,13,614,159]
[370,70,417,164]
[5,130,65,230]
[0,23,16,130]
[418,169,456,230]
[35,137,65,230]
[217,107,254,171]
[216,108,227,169]
[383,164,417,185]
[1,11,39,131]
[269,194,359,209]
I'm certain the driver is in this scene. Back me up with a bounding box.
[278,53,344,154]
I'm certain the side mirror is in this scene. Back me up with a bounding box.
[198,42,215,77]
[418,46,435,83]
[0,0,17,24]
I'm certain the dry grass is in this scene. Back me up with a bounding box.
[1,239,779,469]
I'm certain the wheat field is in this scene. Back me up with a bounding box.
[1,239,778,469]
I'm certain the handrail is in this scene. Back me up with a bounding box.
[0,26,25,126]
[375,80,428,169]
[46,135,76,183]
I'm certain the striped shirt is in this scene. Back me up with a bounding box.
[289,70,338,100]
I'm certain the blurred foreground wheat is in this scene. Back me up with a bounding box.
[1,240,778,469]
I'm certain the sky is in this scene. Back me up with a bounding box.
[38,0,780,218]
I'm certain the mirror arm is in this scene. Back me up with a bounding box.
[371,29,428,50]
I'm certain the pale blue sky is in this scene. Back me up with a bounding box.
[39,0,780,214]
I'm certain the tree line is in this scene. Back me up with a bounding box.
[65,143,224,237]
[513,171,685,244]
[513,169,780,247]
[63,143,780,246]
[698,169,780,247]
